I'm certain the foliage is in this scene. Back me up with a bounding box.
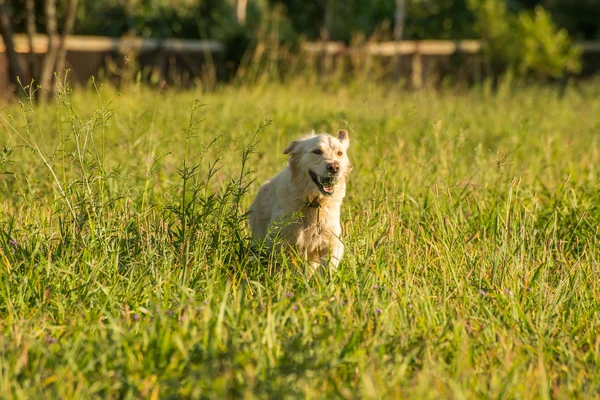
[1,79,600,397]
[520,0,600,40]
[404,0,478,40]
[518,6,582,78]
[269,0,598,42]
[469,0,581,79]
[8,0,599,42]
[270,0,397,42]
[74,0,236,40]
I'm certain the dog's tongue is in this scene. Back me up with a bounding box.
[324,185,334,193]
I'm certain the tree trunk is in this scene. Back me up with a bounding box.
[39,0,59,101]
[394,0,406,80]
[0,0,25,94]
[38,0,78,101]
[54,0,78,80]
[25,0,37,81]
[236,0,247,25]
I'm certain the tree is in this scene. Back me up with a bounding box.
[236,0,247,24]
[0,0,25,94]
[394,0,406,78]
[468,0,581,79]
[0,0,79,100]
[25,0,36,78]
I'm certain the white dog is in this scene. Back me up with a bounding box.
[249,130,351,272]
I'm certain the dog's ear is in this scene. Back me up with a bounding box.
[283,140,298,155]
[338,130,350,149]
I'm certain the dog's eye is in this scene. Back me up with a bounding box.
[337,151,343,156]
[313,149,322,155]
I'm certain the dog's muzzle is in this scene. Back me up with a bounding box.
[309,170,339,196]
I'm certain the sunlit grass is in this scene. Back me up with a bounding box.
[1,78,599,398]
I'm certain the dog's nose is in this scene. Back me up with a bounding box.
[326,162,340,174]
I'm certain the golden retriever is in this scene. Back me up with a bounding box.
[249,130,351,272]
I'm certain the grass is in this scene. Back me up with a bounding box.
[1,78,600,398]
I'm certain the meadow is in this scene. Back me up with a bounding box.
[1,78,599,398]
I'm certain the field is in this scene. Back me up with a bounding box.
[1,79,600,398]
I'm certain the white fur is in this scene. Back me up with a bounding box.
[249,130,351,273]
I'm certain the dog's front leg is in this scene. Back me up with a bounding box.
[321,241,344,271]
[306,260,321,278]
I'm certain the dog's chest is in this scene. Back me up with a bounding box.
[293,224,330,254]
[288,208,337,255]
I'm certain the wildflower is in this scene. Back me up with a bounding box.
[46,336,57,344]
[479,290,486,297]
[9,239,17,247]
[373,285,380,289]
[132,314,140,321]
[166,310,174,316]
[285,292,294,298]
[376,308,382,315]
[257,302,266,312]
[292,305,298,311]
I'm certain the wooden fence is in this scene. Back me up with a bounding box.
[0,34,224,53]
[302,40,484,87]
[0,35,224,93]
[302,40,600,87]
[2,34,600,92]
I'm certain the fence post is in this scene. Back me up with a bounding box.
[412,49,423,88]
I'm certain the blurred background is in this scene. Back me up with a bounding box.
[0,0,599,99]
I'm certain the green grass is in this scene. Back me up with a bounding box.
[1,79,600,398]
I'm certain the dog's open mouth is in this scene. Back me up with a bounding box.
[309,171,339,196]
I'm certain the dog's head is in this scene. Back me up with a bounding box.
[283,130,351,197]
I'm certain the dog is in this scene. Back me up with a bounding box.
[249,129,351,272]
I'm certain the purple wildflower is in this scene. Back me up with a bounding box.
[166,310,174,316]
[46,336,56,344]
[376,308,382,315]
[132,314,140,321]
[8,239,17,253]
[257,302,266,312]
[285,292,294,298]
[479,290,486,297]
[373,284,380,289]
[292,305,298,311]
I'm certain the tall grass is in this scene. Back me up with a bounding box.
[1,78,599,398]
